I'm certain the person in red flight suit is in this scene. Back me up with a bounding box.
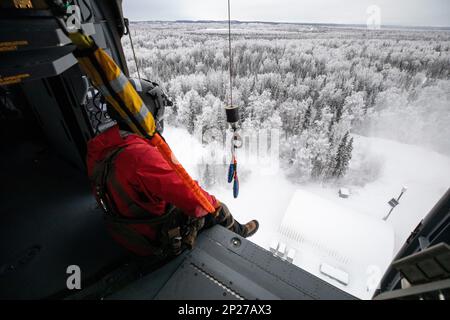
[87,79,259,257]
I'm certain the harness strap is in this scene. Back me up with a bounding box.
[93,147,167,222]
[91,146,181,256]
[105,153,154,219]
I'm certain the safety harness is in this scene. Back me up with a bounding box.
[91,146,204,257]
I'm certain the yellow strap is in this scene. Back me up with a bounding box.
[70,31,156,136]
[68,32,94,50]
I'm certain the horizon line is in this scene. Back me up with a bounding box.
[128,19,450,30]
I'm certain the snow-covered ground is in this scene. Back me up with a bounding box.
[303,136,450,252]
[190,28,300,35]
[164,126,450,299]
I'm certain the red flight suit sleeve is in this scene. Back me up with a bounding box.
[134,144,219,218]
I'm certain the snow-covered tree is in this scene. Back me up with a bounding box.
[122,21,450,184]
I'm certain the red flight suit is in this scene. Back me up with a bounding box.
[86,125,219,255]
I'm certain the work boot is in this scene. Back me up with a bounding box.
[242,220,259,238]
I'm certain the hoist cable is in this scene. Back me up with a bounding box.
[226,0,240,198]
[228,0,233,107]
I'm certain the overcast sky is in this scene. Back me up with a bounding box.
[122,0,450,27]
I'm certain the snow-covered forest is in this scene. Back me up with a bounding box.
[123,22,450,184]
[122,22,450,298]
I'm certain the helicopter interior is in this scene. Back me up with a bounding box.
[0,0,449,301]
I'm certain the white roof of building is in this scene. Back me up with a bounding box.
[276,189,395,299]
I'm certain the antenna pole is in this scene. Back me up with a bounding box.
[127,19,141,81]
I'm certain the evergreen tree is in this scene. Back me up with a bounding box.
[343,136,354,174]
[332,132,348,178]
[332,132,354,178]
[121,22,450,183]
[302,104,312,131]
